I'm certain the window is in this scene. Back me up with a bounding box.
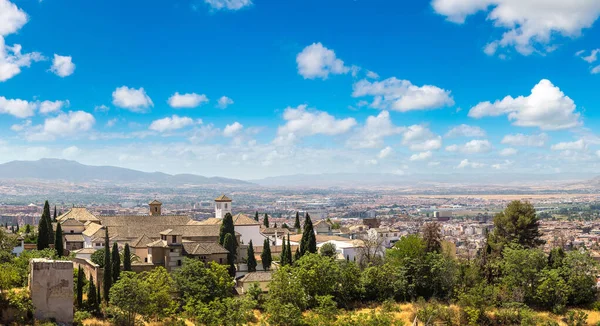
[177,260,182,266]
[172,235,177,243]
[70,230,74,233]
[144,258,147,262]
[225,203,228,209]
[155,207,158,212]
[219,258,223,264]
[170,249,173,253]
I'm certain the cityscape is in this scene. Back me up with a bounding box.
[2,0,600,325]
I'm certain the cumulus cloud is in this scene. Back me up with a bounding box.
[446,139,493,154]
[410,151,433,161]
[0,97,68,118]
[352,77,454,112]
[296,43,350,79]
[0,0,28,37]
[401,125,443,151]
[457,159,485,169]
[347,111,403,149]
[492,160,514,169]
[204,0,252,10]
[499,148,518,156]
[432,0,600,55]
[275,105,357,145]
[551,139,587,151]
[217,96,234,109]
[501,133,548,147]
[576,49,600,63]
[39,100,68,114]
[445,124,486,138]
[50,54,75,77]
[149,115,196,132]
[0,38,45,82]
[378,146,393,159]
[19,111,96,141]
[223,122,243,137]
[469,79,580,130]
[168,92,209,109]
[366,71,380,79]
[112,86,153,112]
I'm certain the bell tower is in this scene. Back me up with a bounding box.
[149,200,162,216]
[214,194,232,219]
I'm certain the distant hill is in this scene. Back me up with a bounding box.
[0,159,252,186]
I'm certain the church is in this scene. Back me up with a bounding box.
[56,194,264,272]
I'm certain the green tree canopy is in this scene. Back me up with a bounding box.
[247,240,257,272]
[174,259,234,303]
[261,239,272,271]
[54,222,64,257]
[112,242,121,282]
[123,244,132,271]
[223,233,236,277]
[491,200,544,252]
[264,213,269,228]
[320,242,337,259]
[110,271,151,326]
[103,228,112,303]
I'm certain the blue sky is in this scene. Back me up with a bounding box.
[1,0,600,179]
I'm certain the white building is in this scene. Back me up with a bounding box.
[214,194,232,219]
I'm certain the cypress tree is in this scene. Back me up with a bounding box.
[76,267,84,307]
[25,224,31,234]
[294,212,301,230]
[295,248,301,262]
[103,228,111,303]
[287,236,293,265]
[54,222,64,257]
[254,211,259,222]
[53,205,57,221]
[223,233,236,277]
[263,213,269,228]
[36,211,49,250]
[87,275,98,313]
[43,201,54,245]
[96,282,101,308]
[261,239,272,271]
[247,240,257,272]
[300,213,317,256]
[123,244,132,271]
[274,222,278,228]
[282,223,289,229]
[219,213,237,259]
[280,236,287,266]
[111,242,121,282]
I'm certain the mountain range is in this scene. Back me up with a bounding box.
[0,159,252,186]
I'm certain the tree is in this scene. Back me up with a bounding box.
[264,213,269,228]
[76,267,84,308]
[112,242,121,282]
[287,236,293,265]
[25,224,31,234]
[103,228,111,303]
[280,236,288,266]
[219,213,237,258]
[140,267,177,321]
[123,244,132,271]
[86,275,99,314]
[254,211,259,222]
[535,269,570,313]
[491,200,544,252]
[53,205,57,222]
[422,222,442,253]
[295,248,301,262]
[282,223,289,229]
[300,213,316,256]
[294,212,301,230]
[54,222,64,257]
[91,248,105,268]
[548,247,565,269]
[36,209,49,250]
[174,259,234,303]
[110,272,151,326]
[274,222,278,228]
[223,233,236,277]
[247,240,257,272]
[320,242,337,259]
[356,232,385,268]
[42,201,54,245]
[261,239,272,271]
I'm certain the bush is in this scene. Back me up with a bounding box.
[265,300,304,326]
[74,310,92,325]
[564,310,588,326]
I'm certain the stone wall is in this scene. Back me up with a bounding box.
[28,259,74,324]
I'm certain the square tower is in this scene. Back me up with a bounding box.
[149,200,162,216]
[214,194,232,219]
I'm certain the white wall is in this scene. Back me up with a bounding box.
[236,225,266,246]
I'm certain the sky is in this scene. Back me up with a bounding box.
[1,0,600,180]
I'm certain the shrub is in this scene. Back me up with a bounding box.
[74,310,92,325]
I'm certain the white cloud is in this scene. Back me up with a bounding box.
[577,49,600,63]
[106,118,118,128]
[0,0,28,36]
[401,125,443,151]
[432,0,600,55]
[39,100,67,114]
[167,92,209,109]
[112,86,153,112]
[0,96,36,118]
[469,79,580,130]
[217,96,234,109]
[223,122,243,137]
[445,124,486,137]
[204,0,252,10]
[346,111,403,149]
[62,146,80,158]
[501,133,548,147]
[10,119,30,131]
[0,38,45,82]
[592,65,600,74]
[551,139,587,151]
[378,146,393,159]
[149,115,195,132]
[499,148,518,156]
[275,105,357,145]
[94,105,109,112]
[446,139,493,154]
[597,150,600,158]
[366,71,380,79]
[43,111,95,136]
[457,159,485,169]
[410,151,433,161]
[492,160,514,169]
[50,54,75,77]
[352,77,454,112]
[296,43,350,79]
